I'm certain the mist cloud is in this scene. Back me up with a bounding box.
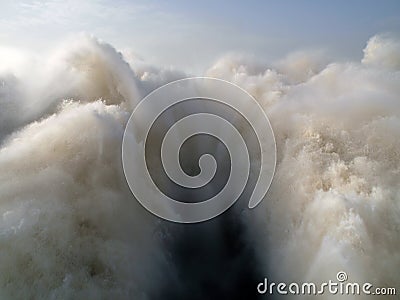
[0,34,399,299]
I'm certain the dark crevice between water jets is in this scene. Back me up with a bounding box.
[144,97,271,299]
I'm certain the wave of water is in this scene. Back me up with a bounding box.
[0,33,399,299]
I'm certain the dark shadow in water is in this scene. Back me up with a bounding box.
[144,98,272,299]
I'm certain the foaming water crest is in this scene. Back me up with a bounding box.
[0,35,166,299]
[208,34,400,297]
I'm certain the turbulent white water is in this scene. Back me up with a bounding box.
[207,35,400,298]
[0,34,399,299]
